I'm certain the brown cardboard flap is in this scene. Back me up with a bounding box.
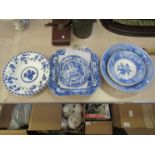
[0,105,15,129]
[111,105,121,128]
[141,104,155,128]
[85,121,112,135]
[0,130,27,135]
[125,128,155,135]
[119,104,145,128]
[151,104,155,127]
[28,104,62,130]
[112,104,155,129]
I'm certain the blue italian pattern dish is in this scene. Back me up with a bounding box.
[107,51,146,86]
[3,51,50,96]
[57,55,90,87]
[48,48,100,96]
[100,43,154,92]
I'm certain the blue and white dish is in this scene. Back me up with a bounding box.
[100,43,154,92]
[48,48,100,96]
[58,55,90,87]
[3,51,50,96]
[107,51,146,86]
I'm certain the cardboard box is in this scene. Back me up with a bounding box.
[112,104,155,129]
[85,104,111,120]
[85,121,112,135]
[125,128,155,135]
[0,105,28,135]
[119,104,145,128]
[0,105,15,129]
[0,130,27,135]
[28,104,62,130]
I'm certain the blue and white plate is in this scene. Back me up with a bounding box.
[100,43,154,92]
[48,48,100,96]
[3,51,50,96]
[107,51,146,86]
[58,55,90,87]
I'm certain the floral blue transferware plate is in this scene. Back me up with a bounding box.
[100,43,154,92]
[48,48,100,96]
[107,51,146,86]
[3,51,50,96]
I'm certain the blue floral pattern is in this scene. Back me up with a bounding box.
[24,69,36,80]
[117,63,132,76]
[3,51,50,96]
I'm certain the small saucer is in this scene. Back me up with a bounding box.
[107,51,146,86]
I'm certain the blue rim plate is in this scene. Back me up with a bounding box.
[100,43,154,93]
[3,51,50,96]
[107,51,146,86]
[48,48,100,96]
[57,55,90,87]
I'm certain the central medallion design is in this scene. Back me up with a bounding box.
[21,67,38,83]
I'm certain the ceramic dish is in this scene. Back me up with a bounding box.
[48,48,100,96]
[3,51,50,96]
[63,104,74,118]
[107,51,146,86]
[57,55,90,87]
[100,43,154,92]
[68,112,82,129]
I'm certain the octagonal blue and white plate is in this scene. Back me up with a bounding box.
[48,48,100,96]
[100,43,154,93]
[107,51,146,86]
[3,51,50,96]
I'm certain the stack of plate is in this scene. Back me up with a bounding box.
[100,43,154,92]
[48,48,100,96]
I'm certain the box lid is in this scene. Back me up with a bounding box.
[28,104,62,130]
[85,121,112,135]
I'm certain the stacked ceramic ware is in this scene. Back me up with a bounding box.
[61,104,83,130]
[2,44,154,96]
[2,48,100,96]
[100,43,154,92]
[48,48,100,95]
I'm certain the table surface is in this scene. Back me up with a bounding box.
[0,19,155,104]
